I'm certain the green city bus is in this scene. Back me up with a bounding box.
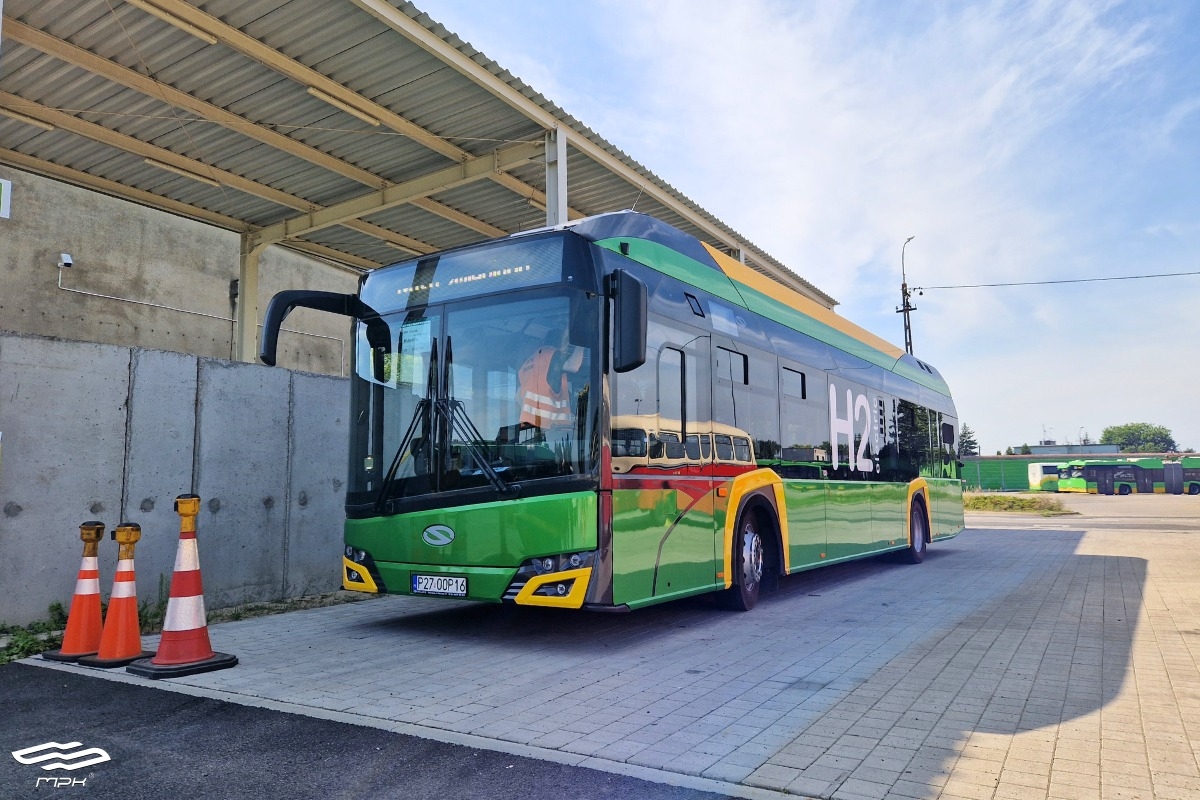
[1057,460,1087,493]
[1183,456,1200,495]
[260,211,964,611]
[1060,458,1165,495]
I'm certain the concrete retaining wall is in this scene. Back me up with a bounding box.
[0,331,348,626]
[0,166,359,376]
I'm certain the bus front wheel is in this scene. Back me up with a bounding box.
[721,513,764,612]
[906,500,928,564]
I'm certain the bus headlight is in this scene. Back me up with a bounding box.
[512,550,597,582]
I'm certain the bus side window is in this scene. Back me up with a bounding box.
[715,434,734,461]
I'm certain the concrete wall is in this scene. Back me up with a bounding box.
[0,331,348,626]
[0,166,360,376]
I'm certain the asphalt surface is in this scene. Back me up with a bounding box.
[1,662,730,800]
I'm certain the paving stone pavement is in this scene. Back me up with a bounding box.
[32,495,1200,799]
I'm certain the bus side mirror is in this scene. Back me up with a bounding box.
[259,290,359,366]
[941,423,955,448]
[611,269,647,374]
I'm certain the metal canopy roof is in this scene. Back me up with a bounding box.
[0,0,837,356]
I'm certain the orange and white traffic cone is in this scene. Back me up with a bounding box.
[78,523,155,668]
[43,522,106,663]
[128,495,236,679]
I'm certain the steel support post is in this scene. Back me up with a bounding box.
[545,125,568,227]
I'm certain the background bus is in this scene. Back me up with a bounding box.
[260,211,964,612]
[1184,456,1200,495]
[1060,458,1165,495]
[1027,462,1062,492]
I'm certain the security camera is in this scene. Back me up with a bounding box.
[58,253,73,268]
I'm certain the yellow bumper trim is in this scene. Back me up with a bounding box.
[342,556,380,593]
[514,567,592,608]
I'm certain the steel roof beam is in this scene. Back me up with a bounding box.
[248,139,544,248]
[350,3,736,247]
[0,91,317,210]
[127,0,584,220]
[0,145,249,231]
[2,19,515,245]
[408,197,505,238]
[3,18,383,188]
[0,92,443,258]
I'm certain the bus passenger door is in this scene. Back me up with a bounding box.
[609,318,719,606]
[649,334,719,600]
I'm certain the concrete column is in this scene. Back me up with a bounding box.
[544,125,568,227]
[234,234,266,363]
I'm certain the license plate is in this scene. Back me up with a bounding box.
[411,574,467,597]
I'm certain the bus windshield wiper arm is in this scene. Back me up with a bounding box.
[374,399,431,513]
[439,398,519,498]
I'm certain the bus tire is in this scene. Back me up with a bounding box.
[906,498,928,564]
[1118,484,1131,496]
[1190,484,1200,495]
[720,511,764,612]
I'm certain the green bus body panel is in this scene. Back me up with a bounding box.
[611,476,966,611]
[825,483,872,560]
[928,478,965,537]
[782,483,827,569]
[729,280,949,396]
[345,492,597,602]
[593,238,951,398]
[871,483,909,547]
[594,238,746,307]
[611,485,722,609]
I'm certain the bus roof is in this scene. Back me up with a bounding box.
[567,211,951,397]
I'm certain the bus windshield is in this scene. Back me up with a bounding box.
[347,287,600,514]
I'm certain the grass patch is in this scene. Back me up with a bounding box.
[0,602,67,665]
[964,492,1074,515]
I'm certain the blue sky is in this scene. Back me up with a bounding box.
[417,0,1200,454]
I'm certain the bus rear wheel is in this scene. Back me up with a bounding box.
[906,500,928,564]
[1190,484,1200,495]
[721,513,764,612]
[1118,484,1132,496]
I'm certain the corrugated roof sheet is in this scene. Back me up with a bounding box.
[0,0,837,306]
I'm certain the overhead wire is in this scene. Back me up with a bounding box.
[914,270,1200,291]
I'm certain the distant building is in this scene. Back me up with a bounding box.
[1024,444,1120,456]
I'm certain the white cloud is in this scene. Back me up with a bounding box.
[415,0,1199,450]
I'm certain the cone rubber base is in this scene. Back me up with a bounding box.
[77,650,156,669]
[41,649,98,663]
[126,652,237,679]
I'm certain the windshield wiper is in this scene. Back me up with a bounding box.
[375,337,438,514]
[374,399,431,514]
[439,398,520,498]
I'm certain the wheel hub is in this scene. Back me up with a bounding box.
[742,528,763,587]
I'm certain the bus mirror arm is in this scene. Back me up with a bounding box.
[259,290,361,366]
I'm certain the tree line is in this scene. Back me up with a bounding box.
[956,422,1191,457]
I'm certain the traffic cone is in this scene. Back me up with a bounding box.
[128,495,236,679]
[43,522,106,663]
[78,523,155,668]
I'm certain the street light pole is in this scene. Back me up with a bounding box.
[897,236,916,355]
